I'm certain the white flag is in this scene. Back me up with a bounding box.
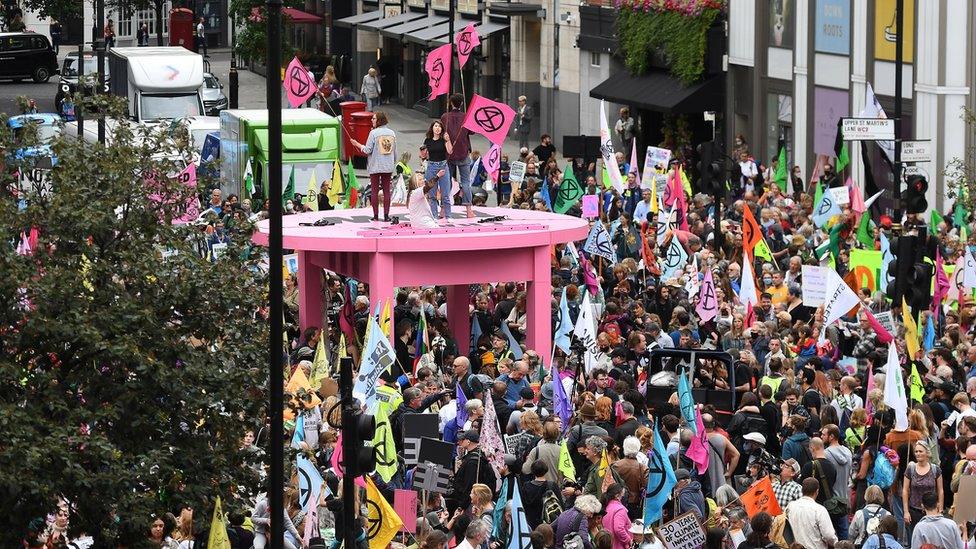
[599,100,625,194]
[573,292,602,374]
[390,174,407,205]
[860,83,894,162]
[883,342,909,431]
[965,250,976,289]
[738,251,759,307]
[818,269,861,343]
[480,391,505,473]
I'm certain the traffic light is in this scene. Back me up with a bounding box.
[906,262,934,313]
[904,175,928,214]
[342,407,376,478]
[696,141,724,195]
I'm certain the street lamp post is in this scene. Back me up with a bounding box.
[265,0,285,547]
[892,0,904,224]
[229,11,238,108]
[96,0,105,144]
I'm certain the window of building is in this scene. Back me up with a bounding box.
[765,92,792,165]
[590,51,600,67]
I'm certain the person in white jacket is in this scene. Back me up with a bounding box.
[785,478,837,549]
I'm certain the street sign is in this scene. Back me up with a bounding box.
[841,118,895,141]
[903,165,927,178]
[901,140,932,163]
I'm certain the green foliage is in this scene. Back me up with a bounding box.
[0,95,268,546]
[229,0,301,64]
[616,7,720,85]
[945,108,976,218]
[17,0,79,21]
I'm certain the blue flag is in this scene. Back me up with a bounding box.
[456,383,468,428]
[923,315,936,352]
[492,476,509,539]
[552,368,572,428]
[643,419,677,525]
[677,368,696,434]
[506,481,532,549]
[470,314,483,355]
[500,320,524,360]
[812,187,842,227]
[879,233,892,292]
[554,287,573,355]
[297,453,324,512]
[291,414,305,449]
[541,178,553,211]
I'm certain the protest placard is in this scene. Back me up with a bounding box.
[801,265,829,307]
[657,512,705,549]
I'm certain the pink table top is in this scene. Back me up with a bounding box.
[252,207,590,253]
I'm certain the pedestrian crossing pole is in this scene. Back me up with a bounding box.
[266,0,285,544]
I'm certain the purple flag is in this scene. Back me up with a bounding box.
[552,368,572,427]
[456,383,468,429]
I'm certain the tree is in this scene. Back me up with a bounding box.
[946,108,976,219]
[229,0,300,63]
[0,96,268,546]
[107,0,168,46]
[18,0,80,24]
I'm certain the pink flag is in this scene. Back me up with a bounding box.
[668,169,689,231]
[744,301,756,328]
[454,23,481,69]
[862,306,893,344]
[16,232,30,256]
[303,497,318,545]
[330,431,343,474]
[933,250,951,312]
[283,56,316,108]
[462,94,516,146]
[27,227,38,252]
[394,490,418,533]
[480,391,505,472]
[483,143,501,182]
[580,256,599,296]
[174,163,200,224]
[425,43,452,100]
[685,408,709,473]
[696,269,718,323]
[847,177,865,214]
[629,138,640,179]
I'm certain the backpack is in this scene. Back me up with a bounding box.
[600,318,622,345]
[863,506,889,540]
[561,511,586,549]
[542,484,563,524]
[742,414,769,438]
[790,437,812,469]
[867,446,898,490]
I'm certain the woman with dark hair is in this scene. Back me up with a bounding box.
[148,513,179,548]
[738,511,776,549]
[351,111,397,221]
[423,120,454,220]
[600,483,632,549]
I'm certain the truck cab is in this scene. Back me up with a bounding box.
[107,47,205,122]
[219,109,342,200]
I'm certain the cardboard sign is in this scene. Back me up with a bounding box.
[418,437,454,470]
[509,161,527,184]
[874,311,896,336]
[641,146,672,189]
[829,186,850,205]
[954,475,976,524]
[284,253,299,274]
[393,489,418,533]
[657,512,706,549]
[414,462,451,494]
[801,265,829,307]
[581,194,599,219]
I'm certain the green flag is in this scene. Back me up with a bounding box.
[835,142,850,173]
[773,145,788,192]
[855,213,875,248]
[558,439,576,480]
[816,222,845,262]
[954,202,968,228]
[372,405,398,482]
[813,180,824,212]
[601,163,612,190]
[553,165,584,214]
[909,363,925,403]
[344,159,360,208]
[282,165,296,208]
[930,209,944,235]
[243,159,254,198]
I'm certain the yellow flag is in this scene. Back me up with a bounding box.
[902,298,920,359]
[287,366,322,409]
[372,404,398,482]
[208,496,231,549]
[558,439,576,480]
[365,477,403,549]
[598,449,609,477]
[754,238,773,262]
[909,363,925,403]
[338,333,348,359]
[648,176,659,215]
[679,165,692,198]
[304,168,319,211]
[380,299,392,338]
[325,161,343,206]
[310,329,330,387]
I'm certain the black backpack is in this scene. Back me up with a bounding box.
[742,414,769,438]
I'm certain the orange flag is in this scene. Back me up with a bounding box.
[740,476,782,517]
[741,205,763,252]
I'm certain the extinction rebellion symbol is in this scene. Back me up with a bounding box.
[473,106,505,133]
[457,31,474,55]
[429,58,445,88]
[289,65,311,97]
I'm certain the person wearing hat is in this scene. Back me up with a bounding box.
[581,436,614,498]
[771,458,803,509]
[449,430,496,512]
[674,469,707,520]
[566,402,609,476]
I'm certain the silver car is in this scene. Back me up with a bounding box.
[202,72,228,116]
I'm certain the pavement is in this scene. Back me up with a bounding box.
[0,47,525,204]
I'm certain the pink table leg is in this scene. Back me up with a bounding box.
[368,252,396,343]
[447,285,470,358]
[298,250,322,333]
[526,245,553,365]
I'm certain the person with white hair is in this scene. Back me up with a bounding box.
[552,495,601,549]
[612,436,650,519]
[454,520,488,549]
[581,435,611,498]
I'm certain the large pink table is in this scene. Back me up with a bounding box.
[253,206,589,362]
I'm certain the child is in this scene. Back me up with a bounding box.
[406,170,444,228]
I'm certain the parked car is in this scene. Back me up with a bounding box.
[202,72,228,116]
[55,51,110,114]
[0,32,58,82]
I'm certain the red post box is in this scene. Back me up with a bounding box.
[169,8,195,50]
[339,101,366,161]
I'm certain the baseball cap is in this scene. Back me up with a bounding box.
[459,430,480,444]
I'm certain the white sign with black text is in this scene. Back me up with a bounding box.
[901,140,932,163]
[841,118,896,141]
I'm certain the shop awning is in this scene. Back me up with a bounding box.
[282,7,323,23]
[380,14,448,39]
[358,10,427,32]
[589,70,724,114]
[488,2,544,17]
[428,19,509,46]
[403,20,453,46]
[333,10,383,28]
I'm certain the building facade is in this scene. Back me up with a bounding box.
[728,0,976,210]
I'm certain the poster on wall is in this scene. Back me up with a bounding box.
[815,0,851,55]
[769,0,794,49]
[874,0,914,63]
[813,87,849,156]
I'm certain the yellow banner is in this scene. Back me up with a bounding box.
[848,249,883,293]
